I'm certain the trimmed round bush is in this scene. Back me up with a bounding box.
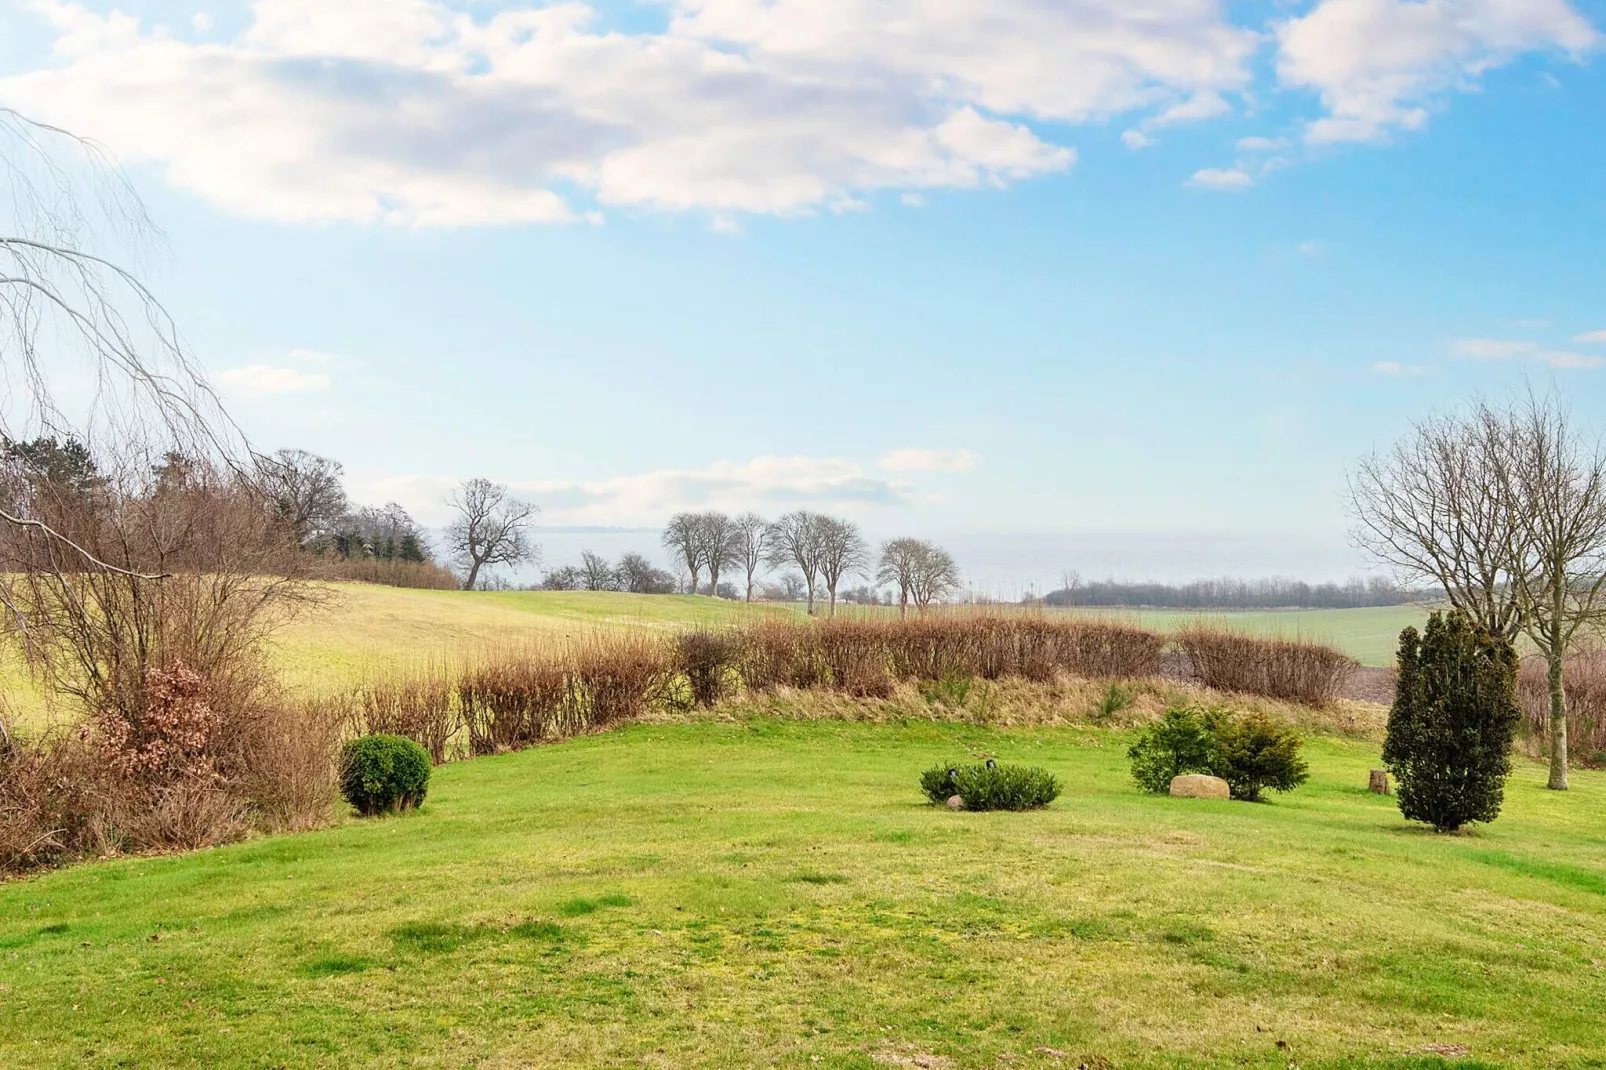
[339,734,431,816]
[920,761,1060,811]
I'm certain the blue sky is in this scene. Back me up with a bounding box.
[3,0,1604,590]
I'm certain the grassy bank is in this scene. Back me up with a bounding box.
[3,715,1602,1068]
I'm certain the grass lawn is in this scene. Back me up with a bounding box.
[4,715,1604,1068]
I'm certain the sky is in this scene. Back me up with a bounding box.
[2,0,1604,592]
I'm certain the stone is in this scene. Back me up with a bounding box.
[1369,769,1391,795]
[946,794,966,811]
[1169,774,1230,800]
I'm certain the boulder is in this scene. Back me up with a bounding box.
[1169,774,1230,800]
[945,794,966,811]
[1369,769,1391,795]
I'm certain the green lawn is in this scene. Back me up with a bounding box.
[4,714,1603,1068]
[1058,605,1429,668]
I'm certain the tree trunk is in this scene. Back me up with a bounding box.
[687,566,700,596]
[899,590,908,618]
[1547,646,1569,790]
[828,584,837,617]
[805,581,815,615]
[463,559,482,591]
[709,568,720,599]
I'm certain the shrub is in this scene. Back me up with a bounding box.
[458,653,571,754]
[920,761,1060,811]
[1127,705,1216,793]
[1517,648,1606,761]
[1383,611,1520,833]
[675,630,740,708]
[1177,626,1357,706]
[339,734,431,816]
[1093,682,1134,721]
[356,668,455,763]
[1203,709,1309,802]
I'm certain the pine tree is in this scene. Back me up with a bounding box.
[1382,610,1520,832]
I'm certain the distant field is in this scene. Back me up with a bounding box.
[1,587,1425,724]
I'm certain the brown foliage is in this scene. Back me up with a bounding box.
[458,653,572,754]
[1176,625,1357,707]
[1518,651,1606,764]
[356,669,456,763]
[321,557,461,590]
[675,630,741,708]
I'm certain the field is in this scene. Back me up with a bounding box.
[1,589,1428,724]
[3,712,1604,1068]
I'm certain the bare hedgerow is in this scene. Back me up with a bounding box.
[1177,625,1356,707]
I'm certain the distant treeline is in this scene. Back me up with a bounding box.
[1039,576,1424,610]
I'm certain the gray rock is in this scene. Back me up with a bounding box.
[1169,774,1230,800]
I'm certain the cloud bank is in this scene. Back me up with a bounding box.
[0,0,1594,226]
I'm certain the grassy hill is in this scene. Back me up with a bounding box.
[2,586,1426,725]
[3,714,1602,1068]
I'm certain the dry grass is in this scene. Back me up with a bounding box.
[1176,625,1358,707]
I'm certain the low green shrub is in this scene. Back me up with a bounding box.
[339,734,431,816]
[1127,704,1308,801]
[1204,709,1309,802]
[1092,682,1133,721]
[917,670,975,708]
[920,761,1060,811]
[1127,705,1214,792]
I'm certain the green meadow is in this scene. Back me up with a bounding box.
[3,714,1603,1068]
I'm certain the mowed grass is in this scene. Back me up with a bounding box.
[3,716,1604,1068]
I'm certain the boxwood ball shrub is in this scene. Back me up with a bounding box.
[340,734,432,816]
[920,761,1060,811]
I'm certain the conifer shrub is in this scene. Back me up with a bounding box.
[1128,703,1308,800]
[919,761,1060,811]
[1127,705,1216,793]
[1382,611,1520,833]
[339,734,431,816]
[1203,709,1309,802]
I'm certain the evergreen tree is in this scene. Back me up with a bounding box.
[1382,610,1520,832]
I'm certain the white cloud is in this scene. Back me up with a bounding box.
[217,363,330,395]
[1535,349,1606,369]
[1276,0,1600,144]
[1236,135,1290,152]
[1451,337,1540,359]
[1187,167,1254,190]
[1372,360,1425,376]
[1296,240,1323,255]
[191,11,212,32]
[1574,329,1606,344]
[357,455,915,527]
[1120,129,1155,150]
[0,0,1268,227]
[879,448,979,472]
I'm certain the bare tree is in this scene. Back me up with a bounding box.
[698,512,740,599]
[580,549,618,591]
[1348,410,1524,640]
[765,511,825,614]
[1493,393,1606,791]
[662,513,704,596]
[877,537,925,616]
[877,537,962,616]
[815,515,869,617]
[256,449,347,548]
[444,478,536,590]
[615,552,674,594]
[1,110,248,629]
[732,512,768,603]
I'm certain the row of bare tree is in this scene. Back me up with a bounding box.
[660,510,960,614]
[1350,390,1606,790]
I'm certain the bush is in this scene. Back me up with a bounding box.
[1383,611,1520,833]
[920,761,1060,811]
[1203,709,1309,802]
[1177,626,1357,706]
[675,630,740,708]
[1127,703,1308,801]
[339,734,431,816]
[1127,705,1216,793]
